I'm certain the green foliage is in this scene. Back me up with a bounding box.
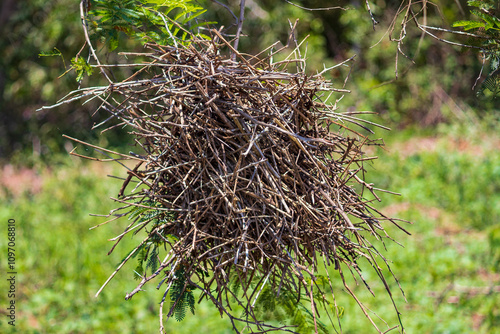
[88,0,212,51]
[479,70,500,98]
[122,200,199,322]
[453,0,500,98]
[250,275,340,333]
[169,264,196,321]
[39,47,94,84]
[131,242,160,279]
[454,1,500,31]
[127,200,176,279]
[71,56,94,82]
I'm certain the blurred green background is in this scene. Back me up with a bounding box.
[1,0,499,333]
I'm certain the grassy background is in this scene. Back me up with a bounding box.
[1,122,499,333]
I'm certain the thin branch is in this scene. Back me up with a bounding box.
[365,0,379,29]
[232,0,246,61]
[284,0,346,11]
[79,0,112,83]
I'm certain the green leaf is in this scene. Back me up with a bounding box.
[108,35,119,52]
[467,0,482,6]
[38,48,62,57]
[491,56,500,72]
[453,20,485,31]
[39,47,67,69]
[70,57,93,82]
[88,0,213,50]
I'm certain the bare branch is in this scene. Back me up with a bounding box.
[232,0,246,60]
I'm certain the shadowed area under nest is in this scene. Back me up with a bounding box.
[49,31,410,333]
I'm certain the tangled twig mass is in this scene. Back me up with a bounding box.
[48,31,409,333]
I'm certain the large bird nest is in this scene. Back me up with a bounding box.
[49,30,409,333]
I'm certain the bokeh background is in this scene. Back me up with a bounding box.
[1,0,499,333]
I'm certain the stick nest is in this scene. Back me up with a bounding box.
[57,32,408,333]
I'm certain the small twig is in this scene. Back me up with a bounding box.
[365,0,379,29]
[232,0,246,61]
[79,0,112,83]
[284,0,346,11]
